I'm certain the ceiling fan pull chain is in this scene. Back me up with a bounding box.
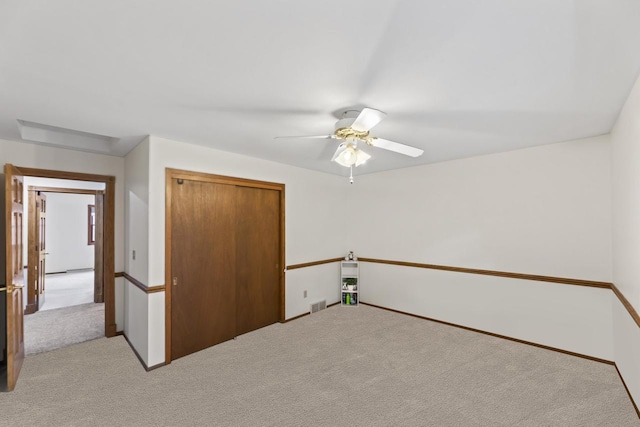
[349,165,354,184]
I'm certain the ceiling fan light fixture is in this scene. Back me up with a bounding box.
[333,142,370,168]
[353,148,371,166]
[276,106,422,175]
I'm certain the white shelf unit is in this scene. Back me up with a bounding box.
[340,261,359,306]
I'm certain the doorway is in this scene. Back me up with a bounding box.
[2,164,116,391]
[22,184,105,356]
[15,166,117,338]
[25,185,102,315]
[165,169,285,363]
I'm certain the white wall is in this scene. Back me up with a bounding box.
[613,296,640,399]
[125,137,150,284]
[123,279,148,365]
[612,74,640,308]
[22,177,105,268]
[350,136,614,360]
[361,263,613,360]
[611,72,640,403]
[122,137,150,361]
[350,136,612,281]
[285,262,342,318]
[42,192,95,273]
[147,292,165,367]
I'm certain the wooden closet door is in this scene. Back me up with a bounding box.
[171,179,237,360]
[235,186,280,336]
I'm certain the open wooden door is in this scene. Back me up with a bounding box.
[94,191,104,303]
[26,190,46,313]
[26,189,37,314]
[4,164,25,391]
[36,192,46,310]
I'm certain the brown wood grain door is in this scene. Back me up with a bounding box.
[36,192,46,310]
[94,192,104,303]
[26,189,37,314]
[236,186,281,336]
[171,179,238,360]
[25,190,46,313]
[4,164,25,391]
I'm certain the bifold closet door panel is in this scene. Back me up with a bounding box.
[235,186,280,336]
[171,179,237,360]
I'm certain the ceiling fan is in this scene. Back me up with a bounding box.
[276,108,424,183]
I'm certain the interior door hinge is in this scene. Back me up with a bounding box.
[172,277,178,286]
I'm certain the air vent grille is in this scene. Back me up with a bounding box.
[310,299,327,314]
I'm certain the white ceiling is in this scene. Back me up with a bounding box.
[2,1,640,177]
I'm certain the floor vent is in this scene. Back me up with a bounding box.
[310,300,327,314]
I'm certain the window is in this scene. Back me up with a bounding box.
[88,205,96,245]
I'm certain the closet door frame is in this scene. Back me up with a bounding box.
[164,168,285,365]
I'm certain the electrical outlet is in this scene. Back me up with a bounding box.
[303,290,307,298]
[132,250,136,260]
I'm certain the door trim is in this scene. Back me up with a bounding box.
[26,186,101,314]
[25,187,98,195]
[164,168,286,364]
[16,167,117,337]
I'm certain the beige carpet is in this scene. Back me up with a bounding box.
[38,270,95,311]
[23,302,104,355]
[2,305,638,426]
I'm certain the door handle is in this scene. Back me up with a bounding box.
[6,284,24,292]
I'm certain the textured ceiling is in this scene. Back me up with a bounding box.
[1,0,640,177]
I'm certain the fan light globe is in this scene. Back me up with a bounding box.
[333,143,370,168]
[354,148,371,166]
[343,147,354,163]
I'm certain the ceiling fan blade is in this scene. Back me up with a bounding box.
[351,108,386,132]
[274,135,335,140]
[370,138,424,157]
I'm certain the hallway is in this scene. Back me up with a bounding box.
[39,269,94,311]
[23,270,104,355]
